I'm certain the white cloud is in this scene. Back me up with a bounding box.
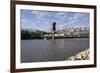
[68,13,86,20]
[53,12,68,21]
[58,18,77,29]
[31,10,55,19]
[21,10,89,31]
[58,13,88,29]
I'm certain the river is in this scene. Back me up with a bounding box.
[21,38,89,63]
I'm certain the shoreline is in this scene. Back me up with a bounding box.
[21,37,89,40]
[67,49,89,61]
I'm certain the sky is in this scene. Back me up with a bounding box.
[21,9,90,32]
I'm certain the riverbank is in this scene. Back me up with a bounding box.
[67,49,89,61]
[22,37,89,40]
[44,37,89,40]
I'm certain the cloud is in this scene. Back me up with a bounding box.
[21,18,36,29]
[31,10,55,20]
[21,10,89,31]
[54,12,68,18]
[68,13,80,20]
[21,17,52,32]
[58,17,77,29]
[31,11,69,22]
[68,13,87,20]
[58,13,89,29]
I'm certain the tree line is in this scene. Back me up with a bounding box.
[21,30,47,39]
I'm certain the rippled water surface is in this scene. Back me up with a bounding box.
[21,38,89,63]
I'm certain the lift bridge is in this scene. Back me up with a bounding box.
[44,22,65,40]
[43,22,89,40]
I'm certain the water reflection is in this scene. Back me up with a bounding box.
[21,38,89,63]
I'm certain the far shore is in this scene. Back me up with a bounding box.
[21,37,89,40]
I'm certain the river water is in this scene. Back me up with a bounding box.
[21,38,89,63]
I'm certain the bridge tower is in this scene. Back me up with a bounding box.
[52,22,56,39]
